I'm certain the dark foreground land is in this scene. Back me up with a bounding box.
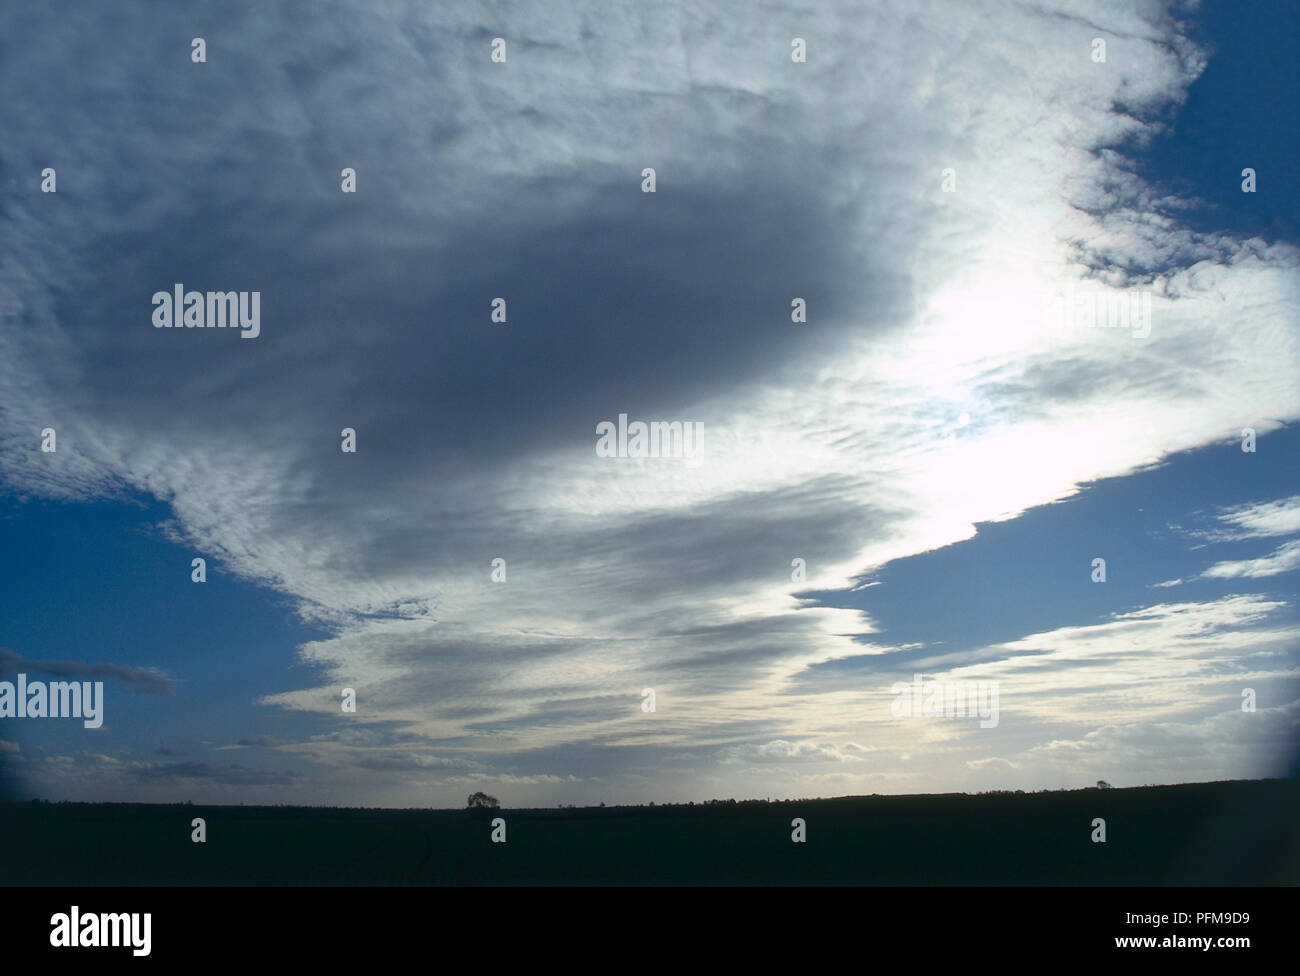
[2,779,1296,885]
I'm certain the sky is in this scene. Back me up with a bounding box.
[0,0,1297,808]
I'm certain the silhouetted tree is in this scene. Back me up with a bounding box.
[467,791,499,809]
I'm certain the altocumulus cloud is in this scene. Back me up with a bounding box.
[0,0,1296,803]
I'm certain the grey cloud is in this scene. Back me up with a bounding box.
[353,753,485,772]
[0,647,173,695]
[235,736,281,748]
[127,760,300,787]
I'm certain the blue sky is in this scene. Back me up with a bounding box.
[1,0,1297,806]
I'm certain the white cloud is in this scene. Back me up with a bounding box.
[1016,702,1300,784]
[1202,539,1300,580]
[1211,495,1300,541]
[719,740,875,765]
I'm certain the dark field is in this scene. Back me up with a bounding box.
[2,779,1296,885]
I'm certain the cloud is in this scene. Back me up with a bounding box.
[881,593,1299,783]
[0,647,173,695]
[966,757,1018,770]
[1209,495,1300,541]
[353,753,484,772]
[1018,701,1300,777]
[917,593,1295,721]
[719,740,875,764]
[126,761,300,787]
[0,0,1296,803]
[445,772,578,786]
[1201,539,1300,580]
